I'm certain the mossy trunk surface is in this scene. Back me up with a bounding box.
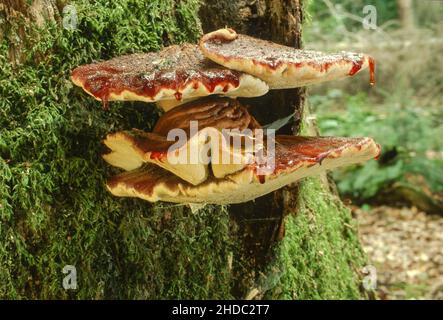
[0,0,369,299]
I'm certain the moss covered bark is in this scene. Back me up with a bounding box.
[1,0,370,299]
[1,0,234,299]
[263,177,368,299]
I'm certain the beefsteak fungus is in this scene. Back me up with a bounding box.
[199,28,375,89]
[71,44,268,110]
[106,136,380,204]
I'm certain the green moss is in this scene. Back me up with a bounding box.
[263,177,369,299]
[0,0,236,299]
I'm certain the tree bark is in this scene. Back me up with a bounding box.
[0,0,59,64]
[396,0,415,30]
[200,0,305,295]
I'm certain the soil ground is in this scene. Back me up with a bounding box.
[354,205,443,300]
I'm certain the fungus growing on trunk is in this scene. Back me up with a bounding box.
[103,98,260,185]
[71,44,268,110]
[106,136,380,204]
[71,28,380,205]
[199,28,375,88]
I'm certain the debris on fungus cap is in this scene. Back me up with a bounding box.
[106,136,381,204]
[71,44,269,110]
[199,28,376,89]
[103,98,261,185]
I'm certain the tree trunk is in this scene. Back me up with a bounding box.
[396,0,415,30]
[200,0,305,296]
[0,0,370,299]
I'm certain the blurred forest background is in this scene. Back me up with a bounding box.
[305,0,443,299]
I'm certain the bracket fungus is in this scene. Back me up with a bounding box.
[106,136,380,204]
[200,28,375,88]
[72,28,380,205]
[71,44,268,110]
[103,98,260,185]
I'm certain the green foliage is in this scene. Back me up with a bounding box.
[305,0,399,42]
[311,90,443,200]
